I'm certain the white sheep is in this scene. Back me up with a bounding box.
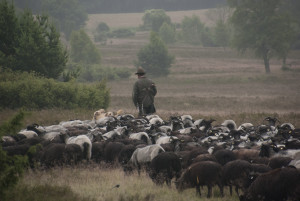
[237,123,254,131]
[18,130,38,138]
[156,136,179,145]
[129,132,152,145]
[221,120,237,131]
[129,144,165,174]
[65,135,92,160]
[42,131,61,141]
[149,117,164,126]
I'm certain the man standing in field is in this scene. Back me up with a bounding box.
[132,67,157,117]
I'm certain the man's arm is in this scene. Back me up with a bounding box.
[151,83,157,96]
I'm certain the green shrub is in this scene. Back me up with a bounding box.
[96,22,110,33]
[136,32,174,77]
[94,32,108,43]
[159,22,176,44]
[78,65,131,82]
[0,110,28,200]
[109,28,135,38]
[70,29,101,65]
[0,68,110,109]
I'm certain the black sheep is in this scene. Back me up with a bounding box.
[268,156,293,169]
[222,159,253,196]
[148,152,182,186]
[118,144,136,165]
[40,143,84,168]
[181,147,208,168]
[213,149,237,166]
[192,153,217,164]
[103,142,125,164]
[91,141,106,163]
[240,166,300,201]
[175,161,224,198]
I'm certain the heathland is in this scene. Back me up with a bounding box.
[1,9,300,201]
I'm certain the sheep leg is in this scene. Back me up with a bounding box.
[207,186,212,198]
[195,185,201,196]
[218,183,224,197]
[166,178,171,187]
[229,185,233,196]
[137,164,141,176]
[235,186,239,196]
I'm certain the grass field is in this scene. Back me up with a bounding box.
[84,11,300,126]
[10,165,239,201]
[1,9,300,201]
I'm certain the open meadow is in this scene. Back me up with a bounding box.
[1,9,300,201]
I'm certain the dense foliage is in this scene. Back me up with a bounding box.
[0,68,110,109]
[228,0,297,73]
[0,0,68,79]
[13,0,87,39]
[136,32,174,77]
[159,22,176,44]
[0,111,28,200]
[70,29,101,65]
[181,15,212,46]
[142,9,172,32]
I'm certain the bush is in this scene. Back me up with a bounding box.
[96,22,110,33]
[142,9,171,32]
[159,22,176,44]
[70,29,101,65]
[0,110,28,200]
[136,32,174,77]
[0,68,110,110]
[94,22,110,43]
[78,65,131,82]
[109,28,135,38]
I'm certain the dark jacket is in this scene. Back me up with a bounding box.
[132,76,157,115]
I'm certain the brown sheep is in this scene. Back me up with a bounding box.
[175,161,224,198]
[233,149,260,162]
[240,166,300,201]
[222,159,253,196]
[268,156,293,169]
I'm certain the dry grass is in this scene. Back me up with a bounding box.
[20,165,239,201]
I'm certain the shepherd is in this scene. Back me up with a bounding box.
[132,67,157,117]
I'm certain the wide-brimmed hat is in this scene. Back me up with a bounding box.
[135,67,146,75]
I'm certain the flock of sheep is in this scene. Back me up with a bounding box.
[1,109,300,201]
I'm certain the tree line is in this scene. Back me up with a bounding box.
[14,0,227,14]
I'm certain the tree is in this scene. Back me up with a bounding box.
[0,0,19,69]
[0,1,68,79]
[41,0,87,40]
[180,15,205,45]
[228,0,296,73]
[159,22,176,44]
[136,32,174,77]
[142,9,171,32]
[70,29,101,65]
[214,19,230,49]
